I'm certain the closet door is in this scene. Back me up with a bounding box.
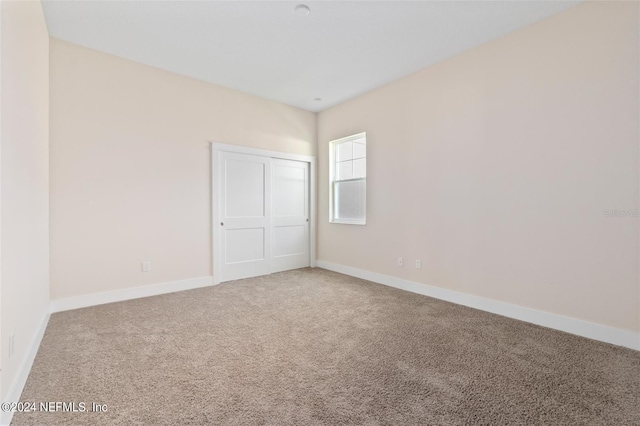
[219,152,271,282]
[271,159,310,273]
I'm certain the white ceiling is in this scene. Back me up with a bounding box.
[42,1,581,112]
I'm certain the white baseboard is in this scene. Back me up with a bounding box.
[316,260,640,351]
[50,276,215,313]
[1,313,50,426]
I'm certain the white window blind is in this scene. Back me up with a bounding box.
[330,133,366,225]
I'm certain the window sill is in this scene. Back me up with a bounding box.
[329,219,366,226]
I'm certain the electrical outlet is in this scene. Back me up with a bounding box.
[9,334,15,358]
[397,257,404,267]
[141,261,151,272]
[415,259,422,269]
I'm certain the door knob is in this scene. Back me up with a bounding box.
[220,222,224,226]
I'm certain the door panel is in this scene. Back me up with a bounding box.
[274,225,306,257]
[225,228,265,263]
[271,159,309,273]
[273,164,306,217]
[225,159,265,218]
[219,152,270,281]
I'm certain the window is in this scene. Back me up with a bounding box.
[329,132,366,225]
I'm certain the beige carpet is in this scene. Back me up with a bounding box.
[13,268,640,425]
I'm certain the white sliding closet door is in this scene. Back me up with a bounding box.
[271,159,310,273]
[217,151,310,282]
[219,152,271,282]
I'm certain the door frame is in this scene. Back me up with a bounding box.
[211,142,316,285]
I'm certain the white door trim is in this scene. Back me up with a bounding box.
[211,142,316,285]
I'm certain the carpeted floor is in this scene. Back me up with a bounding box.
[12,268,640,425]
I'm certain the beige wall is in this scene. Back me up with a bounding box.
[318,2,640,332]
[1,0,50,401]
[50,40,316,300]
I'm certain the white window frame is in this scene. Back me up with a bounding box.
[329,132,367,225]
